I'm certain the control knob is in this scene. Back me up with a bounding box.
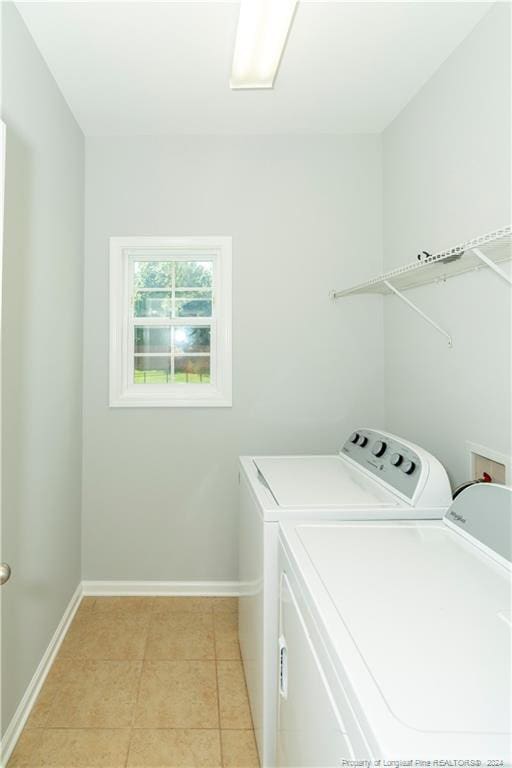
[350,432,360,444]
[372,440,387,457]
[357,435,368,447]
[390,453,403,467]
[402,460,416,475]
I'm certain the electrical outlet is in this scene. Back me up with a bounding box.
[467,442,510,485]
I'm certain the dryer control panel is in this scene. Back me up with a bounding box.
[341,429,421,500]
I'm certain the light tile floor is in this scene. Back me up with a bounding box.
[8,597,259,768]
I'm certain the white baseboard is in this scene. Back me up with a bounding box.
[1,582,83,767]
[82,580,241,597]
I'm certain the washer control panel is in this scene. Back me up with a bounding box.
[341,429,421,499]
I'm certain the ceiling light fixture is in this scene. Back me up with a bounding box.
[230,0,297,90]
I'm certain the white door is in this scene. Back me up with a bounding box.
[277,572,354,767]
[0,120,10,590]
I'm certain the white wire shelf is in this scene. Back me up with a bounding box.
[331,226,511,299]
[330,226,512,347]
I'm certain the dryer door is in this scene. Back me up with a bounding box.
[277,572,354,767]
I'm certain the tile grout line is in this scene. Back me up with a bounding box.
[124,599,155,767]
[240,648,256,734]
[212,608,225,767]
[215,662,224,767]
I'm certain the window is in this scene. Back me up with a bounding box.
[110,237,232,407]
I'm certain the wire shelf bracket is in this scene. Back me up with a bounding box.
[330,226,512,348]
[471,246,512,286]
[383,280,453,347]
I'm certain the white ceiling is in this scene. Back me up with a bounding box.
[16,1,491,136]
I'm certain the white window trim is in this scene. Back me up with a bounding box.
[109,236,232,408]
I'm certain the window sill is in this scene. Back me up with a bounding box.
[109,386,232,408]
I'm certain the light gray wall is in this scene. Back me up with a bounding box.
[82,135,384,581]
[1,3,84,733]
[382,3,511,488]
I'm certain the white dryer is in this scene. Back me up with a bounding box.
[238,428,452,767]
[277,483,511,765]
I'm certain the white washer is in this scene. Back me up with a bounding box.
[277,483,511,765]
[238,428,452,767]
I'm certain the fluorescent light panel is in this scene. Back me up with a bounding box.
[231,0,297,90]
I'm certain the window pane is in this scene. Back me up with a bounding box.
[134,261,173,289]
[134,356,172,384]
[175,290,212,318]
[134,291,172,317]
[175,261,213,288]
[175,356,210,383]
[175,298,212,318]
[174,326,211,354]
[135,327,171,353]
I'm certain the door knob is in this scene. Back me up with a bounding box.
[0,563,11,585]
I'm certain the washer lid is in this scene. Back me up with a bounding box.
[253,456,399,508]
[296,519,510,736]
